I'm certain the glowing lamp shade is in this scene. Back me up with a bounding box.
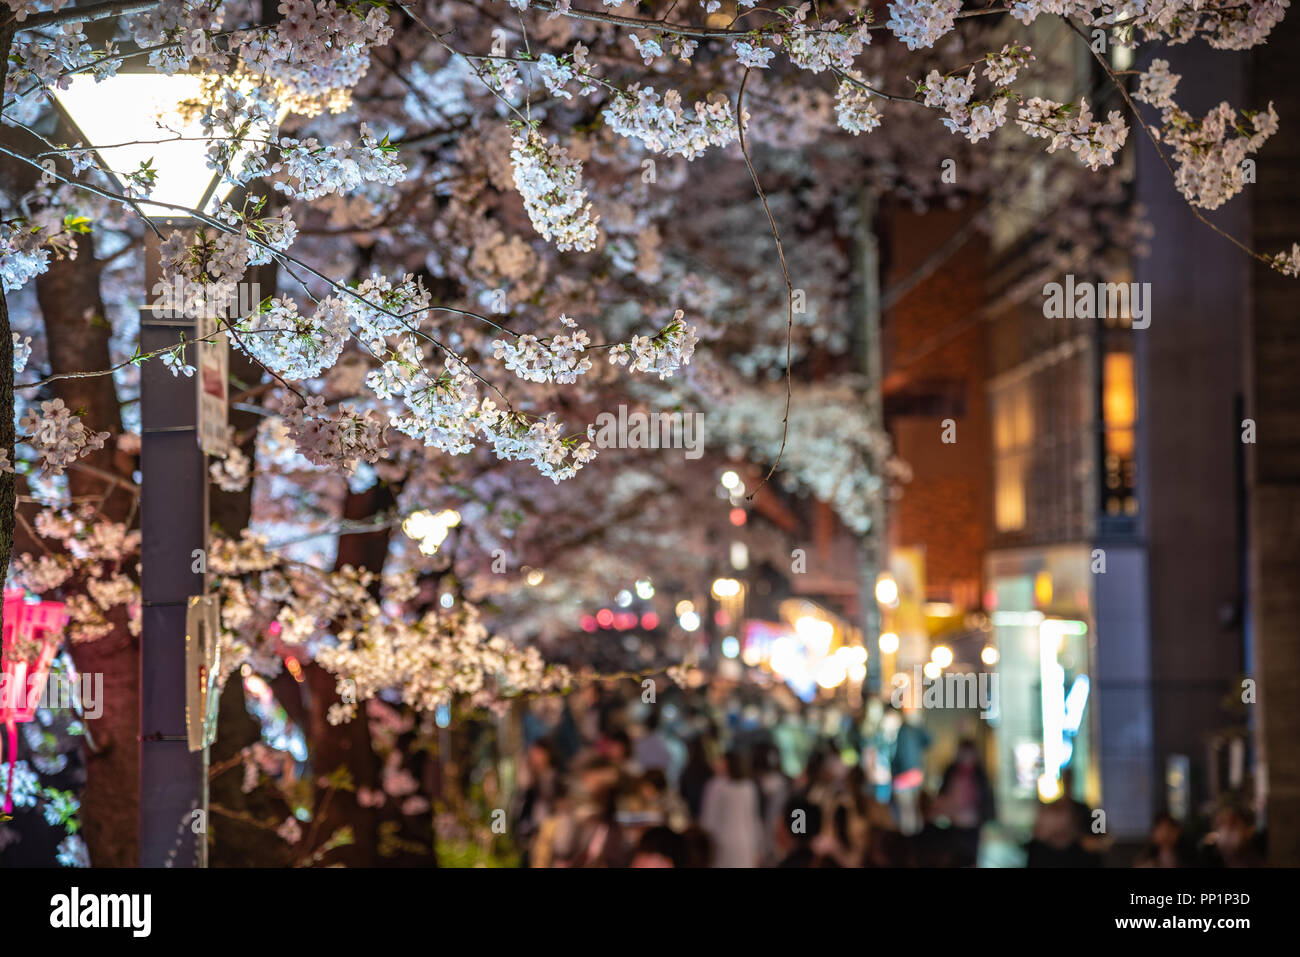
[51,73,271,221]
[1,589,68,812]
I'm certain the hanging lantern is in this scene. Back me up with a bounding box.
[1,589,68,813]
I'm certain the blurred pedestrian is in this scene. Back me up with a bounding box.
[699,750,763,867]
[936,738,995,866]
[753,741,791,866]
[1025,796,1100,867]
[889,707,931,836]
[630,826,686,868]
[633,709,675,782]
[512,739,561,866]
[1134,812,1191,868]
[1200,804,1264,867]
[776,799,840,868]
[678,735,713,820]
[565,754,631,868]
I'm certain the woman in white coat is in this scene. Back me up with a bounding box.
[699,750,764,868]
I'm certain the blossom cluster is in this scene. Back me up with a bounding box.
[271,124,406,201]
[603,86,741,159]
[835,75,884,135]
[371,339,596,483]
[733,40,776,69]
[315,603,572,723]
[6,21,93,98]
[984,44,1035,86]
[920,70,998,143]
[13,332,33,374]
[128,0,222,74]
[281,395,388,474]
[209,531,574,722]
[345,273,433,348]
[481,407,598,483]
[1003,0,1288,51]
[233,295,350,380]
[533,53,574,97]
[1133,59,1277,210]
[235,0,394,111]
[244,208,299,266]
[210,444,252,492]
[0,222,51,292]
[3,0,70,22]
[607,310,698,379]
[199,82,282,192]
[886,0,962,51]
[16,399,110,476]
[492,314,593,384]
[509,127,601,252]
[159,227,253,300]
[527,42,609,99]
[1016,97,1129,170]
[775,5,872,73]
[629,33,664,66]
[12,507,141,643]
[1271,243,1300,277]
[712,383,910,536]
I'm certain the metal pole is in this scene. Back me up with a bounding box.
[139,229,209,867]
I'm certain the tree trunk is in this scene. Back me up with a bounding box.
[0,20,17,693]
[302,483,395,865]
[34,239,140,865]
[0,255,15,645]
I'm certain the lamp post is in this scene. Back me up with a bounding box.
[52,63,263,866]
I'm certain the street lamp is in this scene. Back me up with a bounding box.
[51,61,270,868]
[51,71,259,220]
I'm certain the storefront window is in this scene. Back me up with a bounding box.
[1101,349,1138,517]
[992,379,1033,531]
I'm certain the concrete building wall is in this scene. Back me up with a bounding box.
[1248,10,1300,865]
[1134,41,1249,820]
[1092,545,1155,838]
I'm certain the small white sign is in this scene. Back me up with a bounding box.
[185,594,221,752]
[195,313,228,457]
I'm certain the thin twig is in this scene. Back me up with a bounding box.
[735,68,794,496]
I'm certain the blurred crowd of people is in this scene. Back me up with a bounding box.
[507,681,1266,868]
[510,682,998,867]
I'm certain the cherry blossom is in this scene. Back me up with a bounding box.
[509,126,601,252]
[16,399,110,476]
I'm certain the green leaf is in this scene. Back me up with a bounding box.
[62,214,93,234]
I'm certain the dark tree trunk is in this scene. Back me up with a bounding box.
[302,482,395,866]
[206,259,299,866]
[33,236,140,866]
[208,258,272,537]
[0,22,17,697]
[0,255,15,661]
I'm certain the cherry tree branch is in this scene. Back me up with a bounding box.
[524,0,1010,39]
[11,0,158,29]
[1065,16,1274,267]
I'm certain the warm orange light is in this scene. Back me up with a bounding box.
[1035,570,1053,607]
[1103,352,1136,457]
